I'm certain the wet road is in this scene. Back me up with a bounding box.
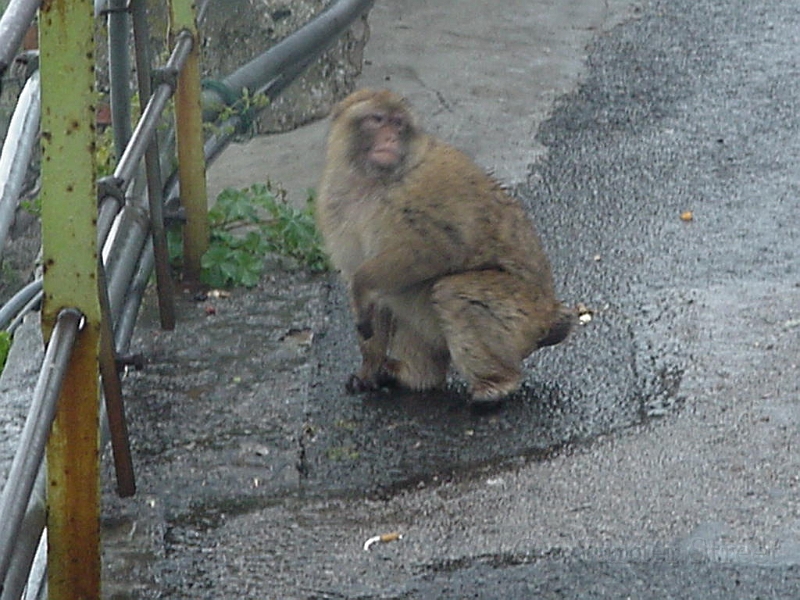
[102,0,800,597]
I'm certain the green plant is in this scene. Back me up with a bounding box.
[168,183,329,288]
[204,89,270,140]
[95,125,116,178]
[0,331,12,372]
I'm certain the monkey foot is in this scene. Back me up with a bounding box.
[469,377,519,404]
[345,369,400,394]
[538,308,576,349]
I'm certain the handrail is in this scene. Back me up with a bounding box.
[0,309,82,588]
[0,0,38,76]
[202,0,375,120]
[0,70,40,258]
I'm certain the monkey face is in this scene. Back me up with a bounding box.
[330,89,418,178]
[360,111,409,169]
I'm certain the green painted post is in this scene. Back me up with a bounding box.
[170,0,209,287]
[39,0,102,598]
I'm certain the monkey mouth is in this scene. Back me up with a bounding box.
[371,147,401,167]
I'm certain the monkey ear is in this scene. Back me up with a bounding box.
[331,88,379,120]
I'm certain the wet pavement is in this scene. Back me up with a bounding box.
[2,0,799,597]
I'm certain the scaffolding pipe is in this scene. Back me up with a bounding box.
[114,238,153,351]
[0,280,40,330]
[131,0,175,330]
[103,204,150,326]
[6,289,41,334]
[0,31,194,333]
[0,467,45,600]
[0,70,40,258]
[0,0,39,76]
[105,0,133,158]
[20,519,45,600]
[114,31,193,188]
[0,309,82,590]
[202,0,374,120]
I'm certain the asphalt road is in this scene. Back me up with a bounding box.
[81,0,800,597]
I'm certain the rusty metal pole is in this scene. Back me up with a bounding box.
[39,0,102,598]
[131,0,176,329]
[170,0,209,287]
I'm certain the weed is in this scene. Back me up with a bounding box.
[0,331,11,371]
[168,183,329,288]
[204,88,270,141]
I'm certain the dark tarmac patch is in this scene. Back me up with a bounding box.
[301,278,688,497]
[404,551,800,599]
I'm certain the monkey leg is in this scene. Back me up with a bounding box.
[347,304,397,393]
[383,319,450,391]
[431,271,557,402]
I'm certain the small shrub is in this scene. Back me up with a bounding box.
[0,331,11,371]
[168,183,328,288]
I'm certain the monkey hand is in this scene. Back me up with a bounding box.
[356,308,375,339]
[345,359,400,394]
[353,292,376,340]
[351,270,377,339]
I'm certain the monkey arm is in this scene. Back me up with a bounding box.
[351,243,462,339]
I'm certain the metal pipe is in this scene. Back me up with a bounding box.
[113,31,194,187]
[131,0,175,330]
[0,31,195,334]
[0,70,40,259]
[20,519,46,600]
[0,280,41,330]
[106,0,133,159]
[0,467,45,600]
[203,0,374,119]
[0,0,39,76]
[103,204,150,326]
[0,308,82,589]
[6,289,42,334]
[115,239,154,352]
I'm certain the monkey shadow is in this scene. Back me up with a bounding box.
[305,377,581,496]
[360,382,509,417]
[359,376,569,416]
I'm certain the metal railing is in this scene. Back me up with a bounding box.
[0,0,374,597]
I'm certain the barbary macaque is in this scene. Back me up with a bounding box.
[316,89,572,403]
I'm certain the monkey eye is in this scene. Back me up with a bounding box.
[365,113,387,127]
[389,115,406,129]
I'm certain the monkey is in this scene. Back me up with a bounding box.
[316,88,573,403]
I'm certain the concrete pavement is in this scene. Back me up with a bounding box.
[207,0,642,203]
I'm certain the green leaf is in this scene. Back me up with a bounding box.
[169,183,329,288]
[0,331,12,372]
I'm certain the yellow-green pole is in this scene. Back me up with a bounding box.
[39,0,102,598]
[170,0,209,286]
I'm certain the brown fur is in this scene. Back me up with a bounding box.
[317,89,572,402]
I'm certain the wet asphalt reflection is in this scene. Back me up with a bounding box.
[303,275,684,497]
